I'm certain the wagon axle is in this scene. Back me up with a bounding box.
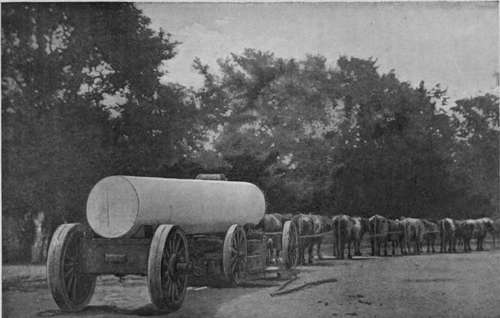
[171,259,193,275]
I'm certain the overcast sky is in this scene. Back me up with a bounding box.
[138,2,499,102]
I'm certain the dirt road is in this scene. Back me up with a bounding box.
[3,251,500,318]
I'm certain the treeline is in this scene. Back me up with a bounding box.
[194,51,498,219]
[2,3,499,263]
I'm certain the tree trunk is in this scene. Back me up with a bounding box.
[31,211,48,264]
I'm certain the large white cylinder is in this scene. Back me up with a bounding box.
[86,176,266,238]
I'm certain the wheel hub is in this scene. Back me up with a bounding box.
[167,253,177,278]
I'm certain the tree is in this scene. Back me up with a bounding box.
[196,51,462,218]
[449,94,499,217]
[2,3,189,262]
[195,50,343,212]
[328,58,457,217]
[109,83,205,176]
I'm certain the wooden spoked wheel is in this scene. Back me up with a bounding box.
[47,223,96,312]
[223,224,247,286]
[282,220,299,269]
[148,225,189,311]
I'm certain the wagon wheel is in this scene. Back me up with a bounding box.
[47,223,96,312]
[223,224,247,286]
[282,220,299,269]
[148,224,189,311]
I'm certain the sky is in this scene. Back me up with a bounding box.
[138,2,499,103]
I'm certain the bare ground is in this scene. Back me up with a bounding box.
[3,249,500,318]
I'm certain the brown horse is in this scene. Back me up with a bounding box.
[369,215,389,256]
[350,217,369,256]
[292,214,315,264]
[387,219,406,256]
[401,217,425,254]
[332,214,354,259]
[256,214,283,232]
[455,220,474,252]
[439,218,456,253]
[309,214,333,260]
[256,213,285,263]
[472,217,494,251]
[422,219,439,253]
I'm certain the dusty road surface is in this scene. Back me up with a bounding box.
[3,251,500,318]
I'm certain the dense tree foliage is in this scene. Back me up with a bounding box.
[195,49,499,218]
[448,94,499,217]
[2,3,201,262]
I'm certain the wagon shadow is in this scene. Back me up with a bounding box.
[38,304,176,317]
[38,285,269,317]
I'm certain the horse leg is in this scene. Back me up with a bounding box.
[333,238,337,258]
[354,239,360,256]
[347,240,352,259]
[371,238,375,256]
[383,238,388,256]
[299,240,305,264]
[339,240,344,259]
[440,232,444,253]
[308,240,314,264]
[317,239,323,260]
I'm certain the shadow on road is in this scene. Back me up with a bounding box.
[37,304,174,317]
[36,283,271,318]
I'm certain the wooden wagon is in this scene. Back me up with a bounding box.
[46,176,299,312]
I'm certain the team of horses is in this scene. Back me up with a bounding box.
[253,213,499,265]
